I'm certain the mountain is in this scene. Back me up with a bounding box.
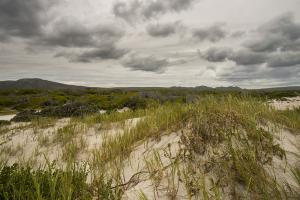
[0,78,299,91]
[256,86,300,91]
[0,78,87,90]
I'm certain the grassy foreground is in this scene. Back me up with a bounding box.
[0,95,299,199]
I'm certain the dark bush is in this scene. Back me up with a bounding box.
[0,120,11,126]
[11,110,37,122]
[40,102,99,118]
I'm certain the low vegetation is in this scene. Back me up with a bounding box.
[0,94,299,199]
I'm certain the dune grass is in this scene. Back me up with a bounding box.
[90,95,298,198]
[94,95,294,199]
[92,103,189,166]
[30,117,58,129]
[276,108,300,132]
[0,163,92,200]
[82,109,146,125]
[0,95,299,199]
[183,95,297,199]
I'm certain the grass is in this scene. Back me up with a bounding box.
[0,162,123,200]
[83,109,146,125]
[144,151,164,191]
[37,134,50,147]
[183,96,291,198]
[1,144,23,157]
[62,136,87,162]
[0,108,17,115]
[53,123,85,145]
[0,163,92,200]
[0,94,300,199]
[30,117,57,129]
[276,108,300,131]
[93,103,189,166]
[138,191,149,200]
[55,96,300,199]
[290,166,300,197]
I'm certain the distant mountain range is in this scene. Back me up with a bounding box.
[0,78,299,91]
[0,78,86,90]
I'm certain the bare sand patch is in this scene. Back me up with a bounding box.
[121,132,186,200]
[0,114,16,121]
[0,117,142,168]
[270,96,300,110]
[265,128,300,189]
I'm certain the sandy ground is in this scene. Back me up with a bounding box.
[122,132,185,199]
[0,103,299,199]
[0,117,141,167]
[270,96,300,110]
[264,126,300,189]
[0,114,16,121]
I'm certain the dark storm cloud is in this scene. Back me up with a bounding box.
[46,20,127,62]
[55,44,128,63]
[229,50,267,66]
[121,52,188,73]
[146,21,181,37]
[113,0,197,24]
[199,13,300,72]
[0,0,55,40]
[112,0,141,24]
[201,46,300,68]
[267,52,300,68]
[230,31,245,38]
[199,47,232,62]
[218,64,300,86]
[193,24,227,42]
[40,20,125,48]
[0,0,127,62]
[245,13,300,52]
[121,53,170,72]
[200,47,267,66]
[77,47,127,63]
[213,15,300,85]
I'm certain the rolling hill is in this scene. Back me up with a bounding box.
[0,78,87,90]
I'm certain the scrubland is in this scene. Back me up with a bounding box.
[0,95,300,199]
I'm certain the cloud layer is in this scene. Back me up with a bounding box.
[244,13,300,52]
[0,0,300,87]
[0,0,56,41]
[193,24,227,42]
[121,53,170,72]
[113,0,198,23]
[146,21,182,37]
[199,12,300,86]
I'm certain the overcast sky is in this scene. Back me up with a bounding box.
[0,0,300,88]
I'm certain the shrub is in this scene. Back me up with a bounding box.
[0,164,92,200]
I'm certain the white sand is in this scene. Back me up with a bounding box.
[270,96,300,110]
[122,132,185,200]
[0,114,16,121]
[266,128,300,189]
[1,112,299,199]
[0,117,141,167]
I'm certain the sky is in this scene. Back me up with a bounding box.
[0,0,300,88]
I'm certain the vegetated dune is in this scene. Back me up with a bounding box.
[0,96,299,199]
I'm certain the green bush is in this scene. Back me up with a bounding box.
[0,164,92,200]
[0,163,124,200]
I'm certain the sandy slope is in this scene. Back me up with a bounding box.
[0,100,299,199]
